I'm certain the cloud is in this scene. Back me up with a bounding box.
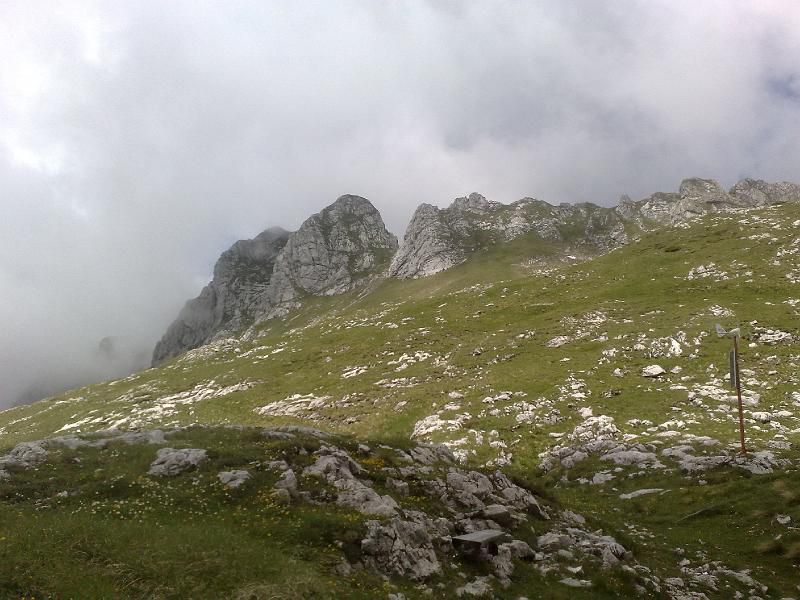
[1,0,799,406]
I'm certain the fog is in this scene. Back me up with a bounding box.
[1,1,799,407]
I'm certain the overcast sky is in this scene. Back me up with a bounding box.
[1,1,799,407]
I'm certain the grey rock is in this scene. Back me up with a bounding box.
[729,178,800,206]
[0,441,48,470]
[600,450,661,467]
[262,430,296,440]
[335,478,398,516]
[273,468,299,497]
[537,532,572,550]
[387,477,410,496]
[480,504,513,527]
[392,177,800,281]
[147,447,207,476]
[491,471,548,518]
[361,518,441,580]
[410,444,455,465]
[218,469,250,489]
[303,447,397,516]
[153,195,396,363]
[271,425,330,438]
[641,365,666,378]
[619,488,664,500]
[446,469,494,498]
[264,195,397,316]
[153,227,290,364]
[490,540,534,579]
[390,192,629,279]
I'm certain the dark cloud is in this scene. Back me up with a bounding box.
[1,1,799,406]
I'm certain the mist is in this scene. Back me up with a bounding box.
[2,1,799,407]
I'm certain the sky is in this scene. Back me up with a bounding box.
[1,0,799,407]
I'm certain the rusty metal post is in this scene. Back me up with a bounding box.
[732,335,747,455]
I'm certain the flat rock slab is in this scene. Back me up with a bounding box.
[453,529,511,554]
[619,488,665,500]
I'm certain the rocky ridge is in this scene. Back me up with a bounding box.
[389,192,630,279]
[154,177,800,363]
[392,178,800,279]
[153,195,397,364]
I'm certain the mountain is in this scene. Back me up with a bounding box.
[617,177,800,226]
[389,192,630,279]
[152,227,291,365]
[262,194,398,318]
[154,178,800,365]
[152,195,397,365]
[4,178,800,598]
[391,178,800,279]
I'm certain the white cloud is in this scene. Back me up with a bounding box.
[1,0,799,406]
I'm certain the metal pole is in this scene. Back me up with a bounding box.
[733,335,747,455]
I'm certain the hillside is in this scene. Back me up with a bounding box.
[2,199,800,598]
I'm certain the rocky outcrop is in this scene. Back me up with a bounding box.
[263,194,398,317]
[153,195,396,364]
[392,178,800,279]
[147,447,207,476]
[618,177,800,226]
[390,192,629,279]
[152,227,290,364]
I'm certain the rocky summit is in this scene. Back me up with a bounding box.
[388,192,630,279]
[5,176,800,599]
[153,195,397,365]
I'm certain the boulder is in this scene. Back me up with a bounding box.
[218,470,250,489]
[361,518,441,580]
[0,441,48,470]
[147,448,207,476]
[642,365,666,378]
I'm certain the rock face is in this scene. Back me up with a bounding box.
[153,195,396,364]
[618,177,800,226]
[392,178,800,279]
[153,227,290,364]
[263,194,398,317]
[390,192,629,279]
[154,178,800,360]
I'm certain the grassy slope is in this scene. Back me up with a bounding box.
[2,204,800,597]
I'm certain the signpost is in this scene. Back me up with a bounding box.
[716,324,747,455]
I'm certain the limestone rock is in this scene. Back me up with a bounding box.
[153,195,396,364]
[618,177,800,227]
[390,192,629,279]
[152,227,290,364]
[264,195,397,316]
[147,447,207,476]
[729,178,800,206]
[303,446,397,516]
[490,540,534,579]
[0,441,48,470]
[642,365,666,378]
[361,517,441,580]
[218,469,250,489]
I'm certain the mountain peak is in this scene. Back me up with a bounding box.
[153,195,396,364]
